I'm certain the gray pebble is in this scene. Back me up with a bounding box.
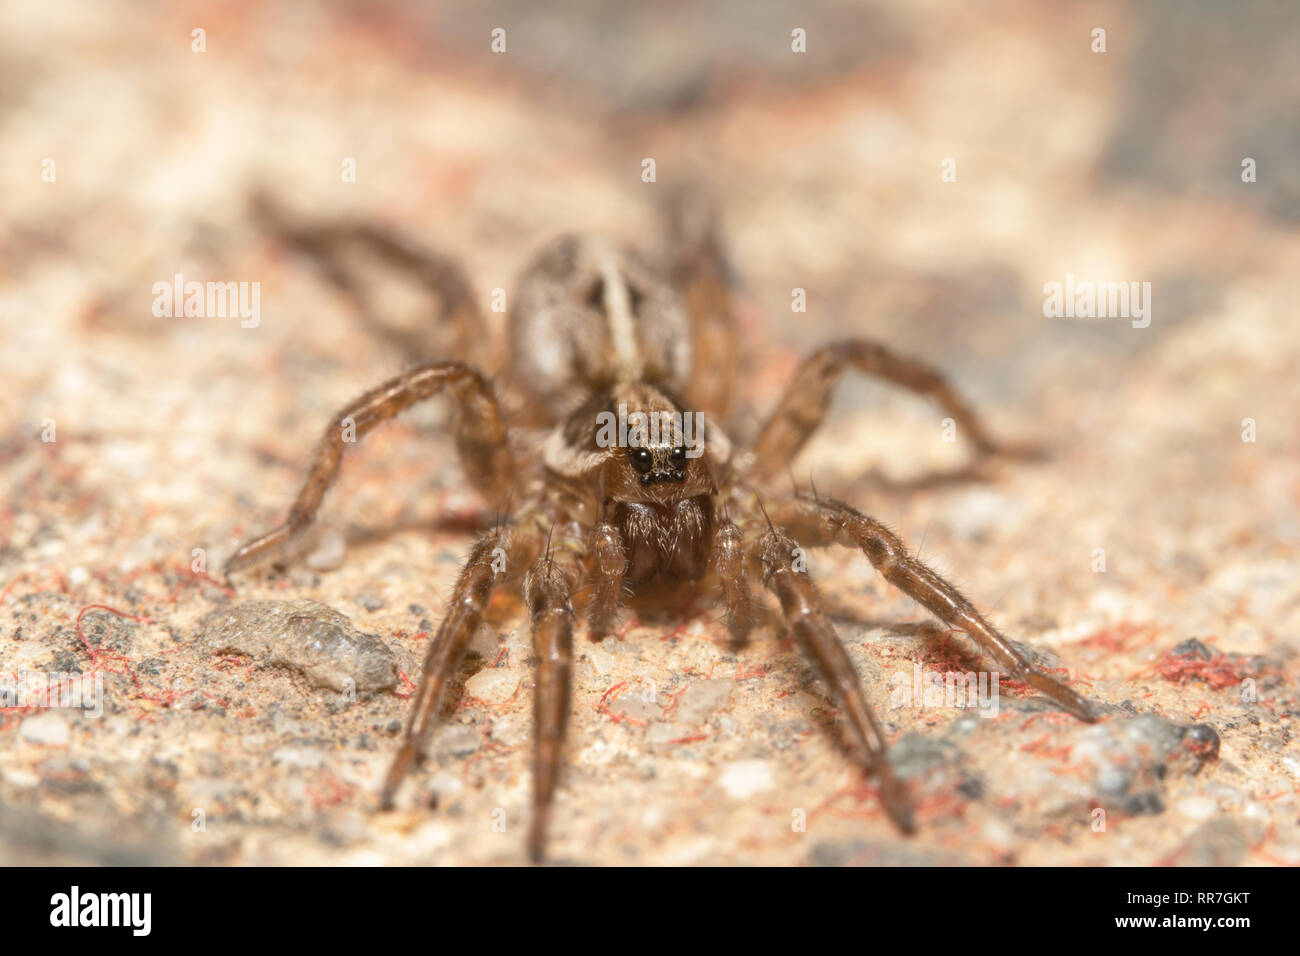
[200,600,398,694]
[676,679,735,724]
[19,712,70,746]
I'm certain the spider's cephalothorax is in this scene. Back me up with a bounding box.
[224,203,1098,862]
[544,381,724,585]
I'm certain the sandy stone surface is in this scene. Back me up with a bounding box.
[2,1,1298,865]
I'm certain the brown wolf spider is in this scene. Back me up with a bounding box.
[224,197,1097,862]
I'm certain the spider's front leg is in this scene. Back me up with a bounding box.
[771,493,1097,722]
[380,528,522,807]
[523,546,583,862]
[749,338,1025,484]
[381,511,581,865]
[750,525,916,833]
[224,362,514,575]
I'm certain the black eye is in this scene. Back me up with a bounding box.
[670,446,686,463]
[629,448,653,473]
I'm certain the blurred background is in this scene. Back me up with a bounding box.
[1,0,1297,865]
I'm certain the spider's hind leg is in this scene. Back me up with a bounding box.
[770,492,1096,723]
[251,192,483,367]
[665,191,742,422]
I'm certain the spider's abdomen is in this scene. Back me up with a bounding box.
[614,494,713,583]
[509,234,692,410]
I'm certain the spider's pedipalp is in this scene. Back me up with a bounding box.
[712,518,753,645]
[772,493,1097,723]
[586,521,627,640]
[750,524,916,833]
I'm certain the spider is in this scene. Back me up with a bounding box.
[223,197,1097,862]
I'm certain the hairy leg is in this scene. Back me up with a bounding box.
[224,361,514,575]
[666,192,741,421]
[748,524,915,832]
[523,550,581,862]
[770,492,1096,722]
[252,192,482,366]
[713,517,754,644]
[750,338,1009,483]
[380,527,527,807]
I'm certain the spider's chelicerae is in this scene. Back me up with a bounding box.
[224,199,1097,862]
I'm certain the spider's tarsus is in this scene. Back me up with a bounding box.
[988,436,1051,464]
[527,816,548,864]
[377,777,397,810]
[1019,668,1098,722]
[880,774,917,835]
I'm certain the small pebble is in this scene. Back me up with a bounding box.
[490,713,528,747]
[200,600,397,693]
[463,668,520,704]
[677,679,735,724]
[20,712,70,746]
[584,643,616,676]
[941,488,1020,541]
[4,768,40,787]
[431,723,481,758]
[272,747,328,769]
[1177,796,1217,821]
[718,759,774,799]
[304,525,347,571]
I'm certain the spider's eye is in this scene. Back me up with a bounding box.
[670,446,687,463]
[629,448,653,473]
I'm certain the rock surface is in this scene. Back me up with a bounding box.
[1,0,1298,866]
